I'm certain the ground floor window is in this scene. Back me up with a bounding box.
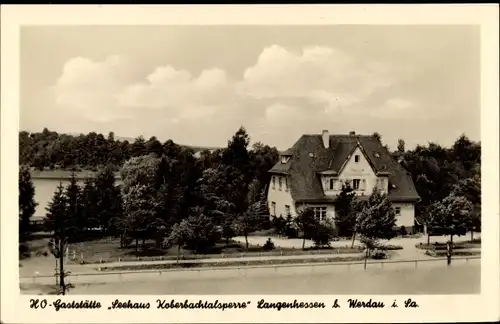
[285,205,291,216]
[394,206,401,216]
[312,206,327,222]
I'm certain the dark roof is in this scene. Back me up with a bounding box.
[30,170,121,180]
[269,134,420,203]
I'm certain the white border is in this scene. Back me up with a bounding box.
[1,4,499,323]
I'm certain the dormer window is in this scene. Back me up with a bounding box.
[354,155,360,163]
[281,156,290,164]
[374,153,380,158]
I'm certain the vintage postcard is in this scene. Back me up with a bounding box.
[1,4,499,324]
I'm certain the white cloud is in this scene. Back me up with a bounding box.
[51,45,412,148]
[237,45,394,104]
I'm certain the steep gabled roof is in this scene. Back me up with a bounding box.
[269,134,420,203]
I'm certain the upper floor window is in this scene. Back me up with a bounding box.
[329,178,335,190]
[278,177,282,191]
[395,207,401,216]
[353,179,361,190]
[354,155,360,163]
[272,176,276,189]
[285,205,291,216]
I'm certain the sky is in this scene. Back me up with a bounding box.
[20,25,480,150]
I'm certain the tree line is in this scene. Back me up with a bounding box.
[19,127,279,258]
[19,129,480,255]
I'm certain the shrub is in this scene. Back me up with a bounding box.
[399,225,408,236]
[312,220,336,248]
[372,251,387,260]
[263,238,275,251]
[379,244,403,250]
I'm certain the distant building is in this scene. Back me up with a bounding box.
[30,170,122,219]
[266,130,420,232]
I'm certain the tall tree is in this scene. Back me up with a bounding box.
[185,207,220,252]
[65,172,84,238]
[94,166,122,234]
[45,183,73,294]
[81,177,99,232]
[295,207,318,250]
[451,177,481,240]
[233,189,267,250]
[429,194,473,245]
[167,219,194,264]
[397,139,406,153]
[334,182,356,238]
[356,188,397,263]
[19,165,37,241]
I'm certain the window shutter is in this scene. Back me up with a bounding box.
[361,179,366,190]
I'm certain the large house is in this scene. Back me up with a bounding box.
[267,130,420,232]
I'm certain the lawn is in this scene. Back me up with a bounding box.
[416,239,481,250]
[56,236,363,265]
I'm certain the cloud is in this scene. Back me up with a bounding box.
[50,45,413,148]
[52,55,135,122]
[237,45,394,106]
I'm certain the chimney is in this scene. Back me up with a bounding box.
[349,131,356,136]
[322,130,329,149]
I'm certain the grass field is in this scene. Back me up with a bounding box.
[23,259,480,295]
[24,235,363,265]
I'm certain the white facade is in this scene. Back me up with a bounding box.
[267,143,416,229]
[322,146,388,197]
[267,174,297,218]
[392,202,415,228]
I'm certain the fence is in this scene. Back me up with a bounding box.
[22,255,481,285]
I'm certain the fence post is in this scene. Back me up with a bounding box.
[414,260,418,268]
[118,257,121,263]
[100,256,103,264]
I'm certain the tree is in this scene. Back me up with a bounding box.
[233,190,267,250]
[81,177,99,232]
[334,182,356,238]
[65,172,84,238]
[451,177,481,240]
[349,199,367,248]
[356,188,397,265]
[295,207,317,250]
[185,208,220,252]
[311,218,336,248]
[94,166,122,234]
[429,194,473,245]
[270,215,288,236]
[397,139,405,153]
[19,165,37,242]
[121,184,162,252]
[167,220,194,264]
[45,183,74,295]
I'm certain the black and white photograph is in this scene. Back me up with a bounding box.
[2,4,499,324]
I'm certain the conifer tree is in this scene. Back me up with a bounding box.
[19,165,37,241]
